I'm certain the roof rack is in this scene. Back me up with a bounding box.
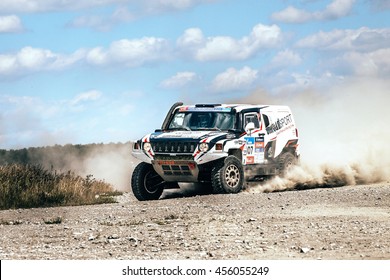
[195,104,222,108]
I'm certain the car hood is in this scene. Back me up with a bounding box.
[149,130,228,142]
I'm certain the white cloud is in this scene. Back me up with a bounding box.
[272,0,355,23]
[0,0,216,31]
[176,28,204,54]
[271,6,313,24]
[367,48,390,74]
[0,0,126,13]
[0,55,16,75]
[329,48,390,77]
[210,66,258,92]
[270,49,302,68]
[320,0,356,20]
[68,6,136,32]
[0,30,196,79]
[0,47,85,78]
[0,15,24,33]
[0,0,216,13]
[86,37,170,67]
[294,27,390,78]
[296,27,390,52]
[177,24,282,61]
[0,36,169,78]
[0,22,282,80]
[160,72,198,89]
[368,0,390,10]
[17,47,54,69]
[71,90,103,105]
[68,15,113,32]
[142,0,217,13]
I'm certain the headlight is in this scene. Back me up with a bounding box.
[199,142,209,152]
[143,142,151,152]
[133,142,140,150]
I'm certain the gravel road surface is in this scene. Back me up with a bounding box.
[1,183,389,260]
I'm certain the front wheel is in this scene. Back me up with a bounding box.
[211,156,244,194]
[131,162,164,201]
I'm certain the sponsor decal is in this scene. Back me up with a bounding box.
[255,136,264,142]
[153,131,207,139]
[244,137,255,144]
[246,156,255,164]
[179,106,189,112]
[156,160,193,165]
[242,135,265,164]
[266,114,293,134]
[255,154,264,163]
[179,107,232,112]
[255,142,264,148]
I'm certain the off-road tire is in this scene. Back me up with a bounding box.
[211,156,244,194]
[277,152,296,176]
[131,162,164,201]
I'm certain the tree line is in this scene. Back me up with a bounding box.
[0,142,131,170]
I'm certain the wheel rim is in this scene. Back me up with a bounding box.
[285,158,294,171]
[144,171,164,194]
[225,164,240,188]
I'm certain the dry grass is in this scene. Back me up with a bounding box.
[0,164,121,210]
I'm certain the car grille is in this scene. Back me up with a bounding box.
[161,164,192,176]
[151,141,197,154]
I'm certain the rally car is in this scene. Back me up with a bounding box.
[131,102,300,200]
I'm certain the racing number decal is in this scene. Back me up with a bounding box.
[244,136,264,165]
[244,137,255,164]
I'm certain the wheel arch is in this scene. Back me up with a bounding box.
[228,148,243,162]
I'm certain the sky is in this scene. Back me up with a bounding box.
[0,0,389,149]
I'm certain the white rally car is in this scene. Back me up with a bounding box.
[131,102,300,200]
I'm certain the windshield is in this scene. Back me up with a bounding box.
[168,111,236,131]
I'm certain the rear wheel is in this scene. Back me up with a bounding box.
[277,152,297,176]
[131,162,164,201]
[212,156,244,194]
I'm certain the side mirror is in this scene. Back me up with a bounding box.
[245,122,255,135]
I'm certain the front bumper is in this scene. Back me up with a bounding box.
[152,159,199,182]
[132,138,228,182]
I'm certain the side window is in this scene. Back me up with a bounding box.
[262,114,270,127]
[169,112,185,128]
[244,113,260,129]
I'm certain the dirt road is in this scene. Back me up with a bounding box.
[1,183,389,260]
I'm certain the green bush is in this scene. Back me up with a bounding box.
[0,164,120,210]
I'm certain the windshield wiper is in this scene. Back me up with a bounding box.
[193,127,224,132]
[167,127,191,131]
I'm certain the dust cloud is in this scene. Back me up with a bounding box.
[79,144,137,192]
[25,143,136,192]
[241,77,390,193]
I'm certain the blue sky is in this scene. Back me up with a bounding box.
[0,0,389,149]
